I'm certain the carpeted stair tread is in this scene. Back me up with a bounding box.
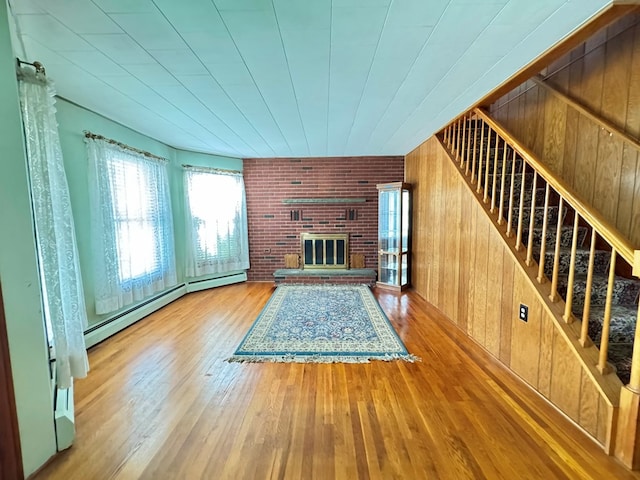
[542,248,610,276]
[558,273,640,307]
[609,344,633,385]
[523,225,588,249]
[585,304,638,345]
[511,205,564,228]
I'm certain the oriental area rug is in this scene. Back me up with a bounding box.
[227,284,418,363]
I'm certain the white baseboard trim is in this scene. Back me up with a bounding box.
[186,272,247,293]
[84,273,246,348]
[84,285,187,348]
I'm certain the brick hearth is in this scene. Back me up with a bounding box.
[273,268,377,287]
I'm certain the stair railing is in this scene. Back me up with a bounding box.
[440,107,640,389]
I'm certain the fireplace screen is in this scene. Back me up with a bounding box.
[300,233,349,269]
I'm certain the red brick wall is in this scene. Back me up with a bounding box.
[244,156,404,281]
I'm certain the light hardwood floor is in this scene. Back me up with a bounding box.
[32,282,639,479]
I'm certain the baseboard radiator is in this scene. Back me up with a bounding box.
[85,272,247,348]
[54,383,74,451]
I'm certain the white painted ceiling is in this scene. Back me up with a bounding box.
[8,0,613,158]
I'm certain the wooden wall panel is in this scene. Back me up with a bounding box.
[457,181,472,333]
[489,14,640,247]
[549,330,583,422]
[562,108,580,185]
[442,167,460,322]
[537,310,555,399]
[597,398,613,447]
[510,268,542,388]
[579,369,601,438]
[405,149,426,295]
[404,135,617,449]
[485,227,504,357]
[499,250,514,366]
[542,95,567,176]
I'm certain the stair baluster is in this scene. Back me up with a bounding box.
[579,230,597,347]
[483,130,492,200]
[563,213,581,323]
[465,116,473,176]
[490,136,500,210]
[497,143,508,223]
[536,184,551,283]
[517,163,531,253]
[473,119,485,186]
[597,250,617,375]
[549,197,565,302]
[506,149,517,236]
[455,118,462,162]
[460,116,467,168]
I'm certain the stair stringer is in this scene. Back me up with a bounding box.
[436,134,624,454]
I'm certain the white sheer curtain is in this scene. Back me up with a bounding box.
[86,136,177,314]
[184,167,250,277]
[17,67,89,389]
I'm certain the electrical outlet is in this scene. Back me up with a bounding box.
[519,304,528,322]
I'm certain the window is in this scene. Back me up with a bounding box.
[110,159,162,282]
[184,167,250,277]
[86,135,177,314]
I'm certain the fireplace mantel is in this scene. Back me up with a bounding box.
[282,198,366,204]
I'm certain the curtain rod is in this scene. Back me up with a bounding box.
[182,164,242,175]
[16,58,46,75]
[84,131,168,162]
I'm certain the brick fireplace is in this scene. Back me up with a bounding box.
[243,156,404,281]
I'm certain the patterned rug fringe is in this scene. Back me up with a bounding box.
[226,353,421,364]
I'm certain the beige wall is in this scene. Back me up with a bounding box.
[405,136,614,448]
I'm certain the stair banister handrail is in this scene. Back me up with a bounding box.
[473,107,635,265]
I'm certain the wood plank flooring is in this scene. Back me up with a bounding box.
[32,283,639,479]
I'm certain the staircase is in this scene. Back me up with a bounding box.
[448,116,640,385]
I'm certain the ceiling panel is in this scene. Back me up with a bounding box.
[153,0,226,34]
[124,63,180,87]
[34,0,123,34]
[386,0,448,27]
[61,49,129,76]
[8,0,614,157]
[82,33,157,64]
[147,49,209,76]
[108,12,185,50]
[91,0,157,14]
[273,0,330,30]
[16,14,94,51]
[213,0,272,11]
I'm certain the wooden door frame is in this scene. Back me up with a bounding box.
[0,283,24,479]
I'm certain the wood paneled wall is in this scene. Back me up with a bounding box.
[490,13,640,247]
[405,136,614,448]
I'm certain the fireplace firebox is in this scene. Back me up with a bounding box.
[300,233,349,269]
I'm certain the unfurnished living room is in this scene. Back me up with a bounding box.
[4,1,640,479]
